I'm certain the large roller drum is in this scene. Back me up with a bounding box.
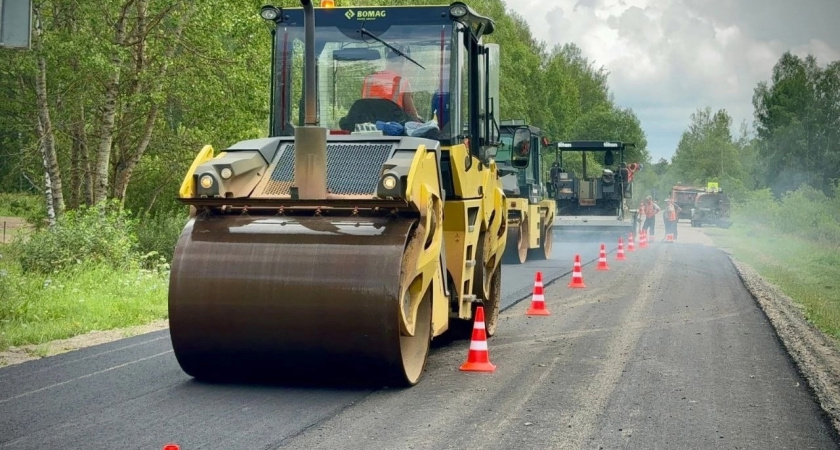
[168,214,432,386]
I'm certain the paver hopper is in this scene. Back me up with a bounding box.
[548,141,638,239]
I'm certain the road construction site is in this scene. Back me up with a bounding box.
[1,222,837,449]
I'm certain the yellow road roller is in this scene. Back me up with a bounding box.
[497,120,556,264]
[169,1,507,386]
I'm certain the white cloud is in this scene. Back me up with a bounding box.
[502,0,840,161]
[792,39,840,64]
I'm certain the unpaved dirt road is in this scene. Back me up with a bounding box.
[1,223,838,449]
[0,217,28,244]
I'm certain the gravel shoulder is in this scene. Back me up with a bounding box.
[0,320,169,367]
[730,259,840,432]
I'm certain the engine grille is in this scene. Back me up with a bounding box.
[261,143,393,196]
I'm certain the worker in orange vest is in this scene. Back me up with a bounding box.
[361,47,421,121]
[664,197,682,240]
[640,196,660,237]
[627,162,638,182]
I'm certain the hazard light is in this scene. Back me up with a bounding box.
[320,0,335,7]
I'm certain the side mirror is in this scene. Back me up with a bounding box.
[511,127,531,168]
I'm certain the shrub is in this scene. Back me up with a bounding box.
[15,200,139,274]
[718,175,750,206]
[775,186,822,230]
[734,186,840,246]
[774,186,840,244]
[0,249,30,329]
[135,210,188,263]
[734,188,779,223]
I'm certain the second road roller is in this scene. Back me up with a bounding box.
[169,1,508,386]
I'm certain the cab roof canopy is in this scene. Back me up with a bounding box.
[272,2,495,37]
[499,120,542,135]
[672,185,706,191]
[555,141,634,152]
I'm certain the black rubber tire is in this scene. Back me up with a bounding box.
[471,232,501,337]
[502,221,528,264]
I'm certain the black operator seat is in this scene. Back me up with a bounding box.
[339,98,415,132]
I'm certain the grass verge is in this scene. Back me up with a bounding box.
[704,215,840,340]
[0,261,169,351]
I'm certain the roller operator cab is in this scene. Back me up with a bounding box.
[549,141,638,238]
[169,1,507,387]
[497,120,556,264]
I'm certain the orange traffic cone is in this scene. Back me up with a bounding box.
[665,233,674,243]
[627,233,635,251]
[163,445,180,450]
[639,230,648,248]
[459,306,496,372]
[616,237,626,261]
[526,271,550,316]
[568,254,587,288]
[596,244,610,271]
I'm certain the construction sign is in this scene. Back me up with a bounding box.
[0,0,32,49]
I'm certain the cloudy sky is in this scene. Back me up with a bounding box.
[500,0,840,162]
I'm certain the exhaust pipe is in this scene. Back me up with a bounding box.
[294,0,327,199]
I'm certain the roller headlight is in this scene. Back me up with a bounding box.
[220,167,233,179]
[260,5,280,21]
[199,174,214,189]
[377,171,404,198]
[382,174,398,190]
[450,4,468,17]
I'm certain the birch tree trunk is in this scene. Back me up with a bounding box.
[32,7,66,218]
[36,117,57,227]
[92,5,130,204]
[113,104,159,202]
[69,105,91,209]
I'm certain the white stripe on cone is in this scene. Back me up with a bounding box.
[470,340,488,351]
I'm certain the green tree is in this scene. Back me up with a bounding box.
[0,0,271,219]
[753,52,840,195]
[672,107,743,186]
[569,105,649,163]
[652,158,670,176]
